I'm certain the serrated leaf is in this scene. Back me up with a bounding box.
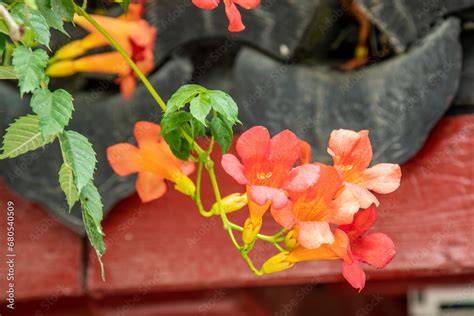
[37,0,67,34]
[59,163,79,210]
[0,66,16,79]
[0,34,5,56]
[0,115,54,159]
[161,111,193,134]
[11,5,50,46]
[80,181,105,280]
[210,115,233,153]
[190,118,206,138]
[190,93,212,126]
[0,19,10,35]
[12,47,48,95]
[31,88,74,139]
[167,84,205,113]
[59,131,96,193]
[51,0,74,20]
[208,90,239,124]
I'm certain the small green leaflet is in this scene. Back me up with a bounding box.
[31,89,74,140]
[59,131,97,193]
[0,115,54,159]
[12,47,48,96]
[59,163,79,210]
[206,90,240,124]
[80,181,106,280]
[190,93,212,126]
[37,0,67,34]
[51,0,75,21]
[161,111,193,160]
[0,66,16,80]
[167,84,205,113]
[161,111,193,134]
[210,115,233,153]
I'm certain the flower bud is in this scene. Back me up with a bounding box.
[46,61,77,77]
[211,193,247,215]
[262,252,295,274]
[173,174,196,197]
[242,217,262,244]
[284,229,299,251]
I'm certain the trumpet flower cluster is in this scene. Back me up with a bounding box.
[108,121,401,290]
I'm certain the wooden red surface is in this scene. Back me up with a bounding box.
[0,181,83,302]
[86,115,474,296]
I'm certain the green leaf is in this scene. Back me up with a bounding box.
[0,19,10,36]
[80,181,105,280]
[51,0,75,20]
[0,115,54,159]
[0,33,5,56]
[210,115,233,153]
[0,66,17,80]
[207,90,240,124]
[190,118,206,138]
[162,131,190,161]
[37,0,67,34]
[31,89,74,139]
[161,111,193,134]
[190,93,212,126]
[59,131,96,193]
[59,163,79,210]
[12,47,48,95]
[11,5,51,46]
[25,0,39,10]
[167,84,205,113]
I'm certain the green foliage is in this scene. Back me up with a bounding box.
[59,131,97,193]
[11,4,51,47]
[58,163,79,210]
[210,115,233,153]
[120,0,131,14]
[80,181,106,280]
[37,0,67,34]
[12,46,48,95]
[31,88,74,140]
[0,115,54,159]
[164,85,240,156]
[0,66,16,79]
[51,0,75,21]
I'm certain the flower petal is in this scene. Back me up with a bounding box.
[222,154,248,185]
[271,201,297,229]
[73,52,129,76]
[299,140,312,164]
[107,143,141,176]
[298,221,335,249]
[249,185,288,209]
[180,161,196,176]
[359,163,402,194]
[345,182,379,208]
[284,164,320,192]
[268,130,301,170]
[329,186,360,224]
[236,126,270,166]
[339,205,377,240]
[352,233,396,269]
[134,121,162,146]
[224,1,245,32]
[234,0,260,9]
[328,129,372,172]
[136,172,167,203]
[119,75,136,100]
[342,260,366,292]
[192,0,220,10]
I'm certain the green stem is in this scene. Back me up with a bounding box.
[194,161,213,218]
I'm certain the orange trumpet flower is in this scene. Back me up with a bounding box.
[107,121,195,203]
[47,4,156,100]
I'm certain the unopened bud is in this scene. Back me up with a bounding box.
[211,193,247,215]
[46,61,76,77]
[174,174,196,197]
[284,229,299,251]
[262,252,295,274]
[242,217,262,244]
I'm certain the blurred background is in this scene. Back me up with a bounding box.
[0,0,473,315]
